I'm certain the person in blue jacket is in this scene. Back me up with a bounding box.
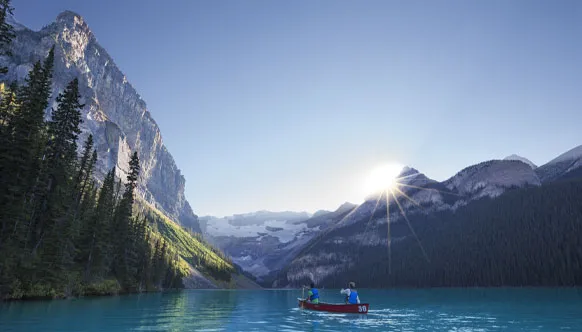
[305,282,319,304]
[340,281,360,304]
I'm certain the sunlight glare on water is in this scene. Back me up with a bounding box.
[1,289,582,331]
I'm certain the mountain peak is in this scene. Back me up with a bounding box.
[56,10,83,21]
[546,145,582,165]
[536,144,582,183]
[336,202,357,213]
[313,209,331,217]
[504,154,537,169]
[399,166,419,178]
[2,10,201,232]
[54,10,92,34]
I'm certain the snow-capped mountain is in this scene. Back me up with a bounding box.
[504,154,537,169]
[200,206,355,281]
[200,211,311,243]
[1,12,200,231]
[536,145,582,183]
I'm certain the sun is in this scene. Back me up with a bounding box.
[363,163,404,196]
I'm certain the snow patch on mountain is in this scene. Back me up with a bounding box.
[200,205,355,280]
[201,216,311,244]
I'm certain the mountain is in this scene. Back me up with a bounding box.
[200,207,355,283]
[443,160,540,200]
[504,154,537,169]
[139,202,260,289]
[272,159,546,287]
[0,11,200,232]
[0,10,260,294]
[199,210,313,279]
[535,145,582,183]
[313,210,332,218]
[282,178,582,288]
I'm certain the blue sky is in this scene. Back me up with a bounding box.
[12,0,582,216]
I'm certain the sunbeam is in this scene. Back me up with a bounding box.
[393,172,422,182]
[386,188,391,274]
[392,186,424,210]
[397,182,463,197]
[361,193,383,246]
[390,190,431,263]
[299,163,450,274]
[363,163,404,196]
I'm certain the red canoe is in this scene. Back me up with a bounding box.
[298,298,370,314]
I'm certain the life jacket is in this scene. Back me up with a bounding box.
[310,288,319,301]
[348,289,358,304]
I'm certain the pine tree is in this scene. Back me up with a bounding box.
[152,239,164,287]
[112,152,140,290]
[70,137,97,238]
[75,135,94,196]
[0,82,17,127]
[0,83,17,243]
[84,168,115,280]
[5,47,55,250]
[0,0,15,75]
[134,216,150,290]
[0,61,46,224]
[37,78,84,289]
[0,49,54,294]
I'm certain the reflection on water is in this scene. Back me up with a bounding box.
[1,288,582,331]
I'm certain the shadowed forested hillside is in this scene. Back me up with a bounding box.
[278,179,582,288]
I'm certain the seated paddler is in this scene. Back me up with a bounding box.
[340,281,360,304]
[304,282,319,304]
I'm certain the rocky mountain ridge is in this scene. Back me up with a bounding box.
[274,144,582,287]
[1,11,200,232]
[536,145,582,183]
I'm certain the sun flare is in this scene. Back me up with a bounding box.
[363,163,404,196]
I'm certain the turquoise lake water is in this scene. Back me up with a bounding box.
[1,288,582,331]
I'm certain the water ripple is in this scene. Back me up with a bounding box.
[2,289,582,331]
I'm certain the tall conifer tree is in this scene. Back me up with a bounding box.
[38,78,84,286]
[0,0,15,75]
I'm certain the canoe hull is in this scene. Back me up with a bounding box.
[298,299,369,314]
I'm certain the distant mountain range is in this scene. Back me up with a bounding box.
[200,145,582,287]
[199,205,355,282]
[273,145,582,288]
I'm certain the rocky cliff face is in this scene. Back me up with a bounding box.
[1,12,200,232]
